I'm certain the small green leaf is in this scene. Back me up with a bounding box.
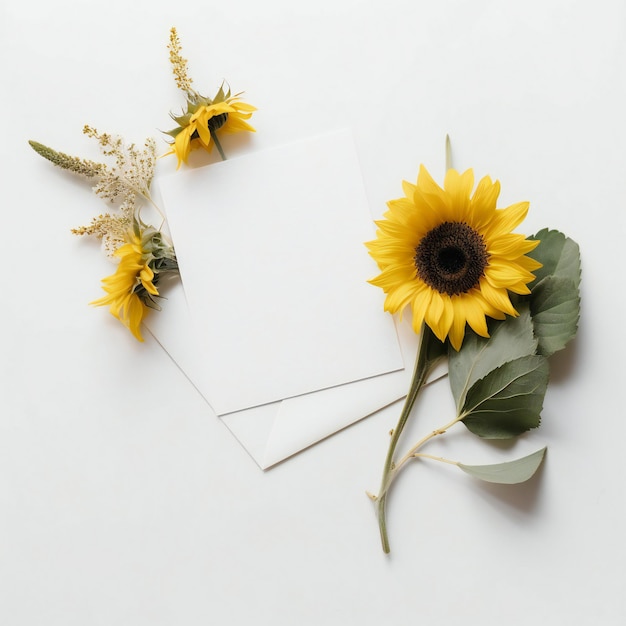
[458,447,546,484]
[449,304,538,413]
[461,354,549,438]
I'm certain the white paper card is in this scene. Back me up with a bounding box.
[157,131,404,416]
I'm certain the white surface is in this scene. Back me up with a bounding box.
[3,1,626,624]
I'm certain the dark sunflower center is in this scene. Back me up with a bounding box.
[414,221,488,296]
[208,112,229,132]
[190,112,229,140]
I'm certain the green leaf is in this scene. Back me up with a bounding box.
[528,228,581,286]
[527,229,581,356]
[458,447,546,484]
[461,354,549,438]
[448,304,538,413]
[530,276,580,356]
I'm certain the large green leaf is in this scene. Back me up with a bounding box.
[527,229,581,356]
[528,228,581,286]
[458,447,546,484]
[460,354,549,438]
[448,304,538,413]
[530,276,580,356]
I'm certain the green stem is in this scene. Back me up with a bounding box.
[374,324,446,554]
[211,129,227,161]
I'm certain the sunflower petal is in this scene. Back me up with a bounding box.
[488,233,540,259]
[411,285,432,333]
[232,101,257,113]
[222,116,256,133]
[174,128,192,166]
[425,290,447,341]
[487,201,530,238]
[417,165,448,207]
[444,168,474,221]
[479,278,518,316]
[402,180,417,198]
[125,294,146,342]
[461,292,490,338]
[471,175,500,228]
[449,296,468,351]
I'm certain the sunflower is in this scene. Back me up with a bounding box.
[90,232,159,342]
[165,87,256,167]
[366,165,542,351]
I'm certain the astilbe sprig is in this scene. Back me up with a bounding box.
[29,127,178,340]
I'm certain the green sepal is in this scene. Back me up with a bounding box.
[163,126,184,139]
[170,113,192,127]
[460,354,549,439]
[212,82,230,103]
[458,447,546,484]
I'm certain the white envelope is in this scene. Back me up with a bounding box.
[144,131,444,468]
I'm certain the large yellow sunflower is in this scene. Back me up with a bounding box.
[165,90,256,167]
[366,165,542,351]
[90,232,159,342]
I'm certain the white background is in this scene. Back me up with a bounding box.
[2,0,625,624]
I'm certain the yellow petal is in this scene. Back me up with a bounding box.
[470,175,500,228]
[174,128,192,167]
[484,259,535,288]
[479,278,518,316]
[140,267,159,296]
[487,233,540,259]
[449,296,467,351]
[444,168,474,221]
[194,110,213,146]
[232,101,256,113]
[485,201,530,238]
[410,285,432,333]
[222,115,256,134]
[417,164,444,194]
[402,180,417,198]
[425,290,446,341]
[460,292,490,337]
[384,280,420,313]
[438,295,454,340]
[125,294,146,342]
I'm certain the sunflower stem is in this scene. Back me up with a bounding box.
[373,324,446,554]
[210,129,227,160]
